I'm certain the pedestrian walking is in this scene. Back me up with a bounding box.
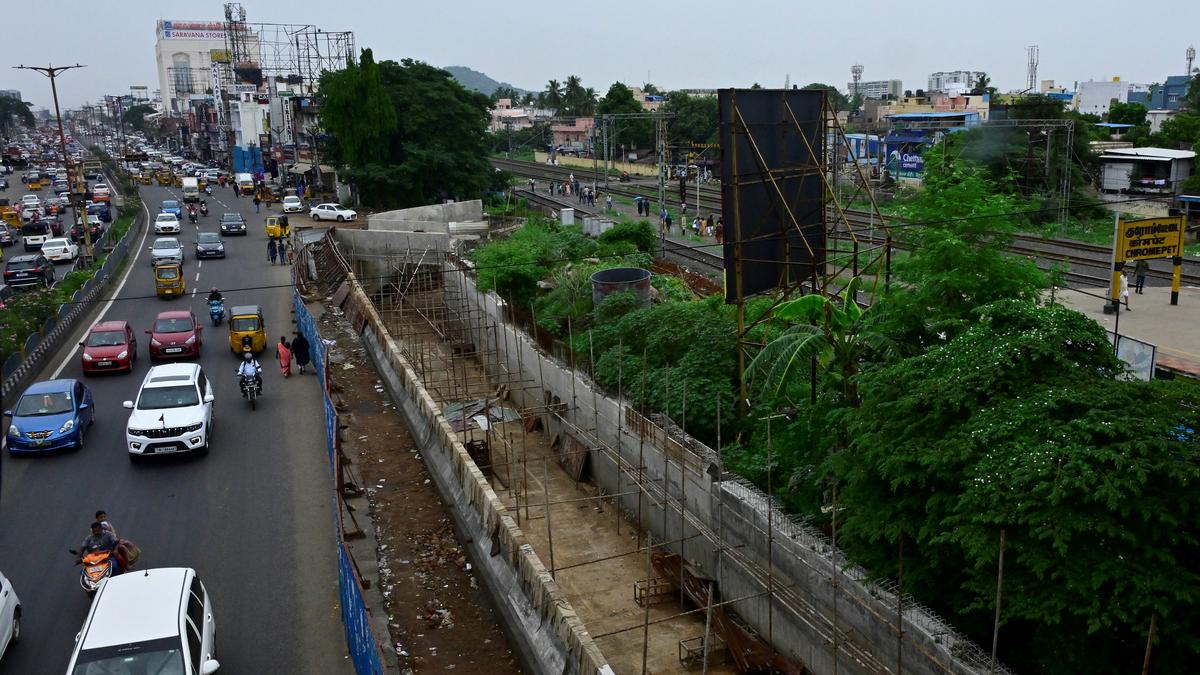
[715,218,724,244]
[277,336,292,377]
[606,194,613,212]
[253,194,261,213]
[706,214,715,237]
[664,213,673,236]
[291,332,312,374]
[1120,271,1132,310]
[1133,259,1149,294]
[268,238,278,265]
[232,181,239,197]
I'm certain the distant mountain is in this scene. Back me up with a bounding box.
[444,66,528,96]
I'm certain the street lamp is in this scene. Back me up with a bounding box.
[15,63,95,267]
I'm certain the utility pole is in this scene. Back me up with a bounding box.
[15,63,94,267]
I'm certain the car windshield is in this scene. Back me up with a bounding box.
[71,644,186,675]
[137,384,199,409]
[198,233,221,244]
[155,267,181,280]
[15,391,73,416]
[153,240,179,250]
[44,239,68,247]
[87,330,126,347]
[221,214,242,222]
[231,316,260,332]
[156,214,175,221]
[7,259,36,270]
[162,201,178,208]
[154,317,192,333]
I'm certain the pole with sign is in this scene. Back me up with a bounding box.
[1110,215,1185,306]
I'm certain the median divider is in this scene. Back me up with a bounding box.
[293,289,387,675]
[0,207,146,401]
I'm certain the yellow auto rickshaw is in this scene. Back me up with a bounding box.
[136,172,152,185]
[1,207,19,228]
[173,174,184,188]
[156,171,172,186]
[154,262,185,298]
[264,215,290,238]
[228,304,266,354]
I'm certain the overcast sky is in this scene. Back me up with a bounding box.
[8,0,1200,110]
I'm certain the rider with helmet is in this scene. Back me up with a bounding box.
[236,352,263,395]
[208,286,223,303]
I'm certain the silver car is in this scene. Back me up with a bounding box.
[149,237,184,266]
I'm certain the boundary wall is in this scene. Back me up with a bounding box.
[326,260,612,675]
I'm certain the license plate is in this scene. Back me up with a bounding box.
[98,360,113,366]
[15,272,28,277]
[165,347,183,353]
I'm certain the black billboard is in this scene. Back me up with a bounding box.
[719,89,825,303]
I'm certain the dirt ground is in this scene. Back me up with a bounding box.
[320,307,522,674]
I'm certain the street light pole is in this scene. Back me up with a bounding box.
[15,63,93,266]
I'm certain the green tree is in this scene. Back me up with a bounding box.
[0,96,35,136]
[801,82,849,111]
[1150,112,1200,149]
[837,299,1200,675]
[1107,101,1148,125]
[596,82,652,148]
[969,73,998,97]
[747,277,891,405]
[122,104,156,134]
[664,92,718,146]
[1184,72,1200,112]
[319,48,397,167]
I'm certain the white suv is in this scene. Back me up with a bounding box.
[155,213,181,235]
[65,567,219,675]
[123,363,214,460]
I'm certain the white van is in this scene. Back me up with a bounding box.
[182,177,200,202]
[64,567,219,674]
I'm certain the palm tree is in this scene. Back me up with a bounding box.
[0,97,35,136]
[747,277,892,405]
[562,75,585,115]
[544,80,563,113]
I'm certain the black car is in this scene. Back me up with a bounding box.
[194,232,226,259]
[219,212,247,235]
[3,253,56,288]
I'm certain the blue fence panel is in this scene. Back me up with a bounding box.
[41,317,56,337]
[2,353,21,381]
[293,290,385,675]
[23,333,40,357]
[59,303,72,319]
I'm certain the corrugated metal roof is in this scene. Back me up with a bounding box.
[1094,123,1134,128]
[1101,147,1196,160]
[886,111,977,118]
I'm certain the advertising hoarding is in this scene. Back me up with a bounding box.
[159,20,226,41]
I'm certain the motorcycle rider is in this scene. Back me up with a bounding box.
[207,286,223,303]
[187,203,198,223]
[77,522,121,574]
[236,352,263,395]
[199,199,208,216]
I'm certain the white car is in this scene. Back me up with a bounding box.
[123,363,214,459]
[40,237,79,263]
[309,203,357,222]
[149,237,184,266]
[64,567,219,675]
[20,195,40,210]
[155,213,181,234]
[0,570,20,663]
[281,195,303,213]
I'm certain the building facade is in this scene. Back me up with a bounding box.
[154,20,231,114]
[0,90,21,101]
[848,79,902,100]
[1075,78,1149,116]
[1148,75,1192,110]
[927,71,985,95]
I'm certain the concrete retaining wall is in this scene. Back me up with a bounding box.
[441,263,1010,675]
[336,268,611,675]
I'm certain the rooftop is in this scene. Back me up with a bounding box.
[1100,147,1197,160]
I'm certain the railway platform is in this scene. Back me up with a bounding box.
[1055,283,1200,378]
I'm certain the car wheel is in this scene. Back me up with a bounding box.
[311,214,319,221]
[75,424,85,450]
[336,215,345,222]
[10,608,19,645]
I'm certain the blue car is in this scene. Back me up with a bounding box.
[160,199,183,220]
[5,379,94,454]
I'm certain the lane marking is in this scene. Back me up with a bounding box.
[50,198,153,378]
[195,271,200,282]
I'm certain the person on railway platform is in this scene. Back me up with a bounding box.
[1133,259,1149,294]
[1120,270,1132,310]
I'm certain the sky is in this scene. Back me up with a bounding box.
[7,0,1200,110]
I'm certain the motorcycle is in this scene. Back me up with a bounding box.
[69,547,115,596]
[209,298,225,326]
[188,209,198,224]
[199,202,209,217]
[239,371,261,410]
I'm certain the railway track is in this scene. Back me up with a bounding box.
[499,157,1200,288]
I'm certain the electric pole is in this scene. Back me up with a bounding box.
[15,63,94,267]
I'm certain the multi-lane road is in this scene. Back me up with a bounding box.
[0,176,353,673]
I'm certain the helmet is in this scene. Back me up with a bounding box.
[211,286,218,293]
[243,352,253,361]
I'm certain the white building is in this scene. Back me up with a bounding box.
[1075,78,1149,116]
[847,79,902,100]
[154,20,232,114]
[928,71,985,95]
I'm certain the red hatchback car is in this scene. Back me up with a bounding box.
[80,320,137,374]
[146,310,203,361]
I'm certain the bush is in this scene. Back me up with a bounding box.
[598,219,656,252]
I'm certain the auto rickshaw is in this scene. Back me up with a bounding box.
[173,174,184,188]
[228,304,266,354]
[264,215,290,238]
[136,172,152,185]
[154,262,185,299]
[156,171,172,186]
[1,207,18,228]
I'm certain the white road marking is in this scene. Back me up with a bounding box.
[195,271,200,282]
[50,198,153,378]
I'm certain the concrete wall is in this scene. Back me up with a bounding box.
[440,262,1012,675]
[335,265,611,675]
[335,229,450,295]
[367,200,484,231]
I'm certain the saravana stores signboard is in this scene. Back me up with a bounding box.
[1110,216,1186,306]
[158,20,226,41]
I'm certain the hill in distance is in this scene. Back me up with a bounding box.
[444,65,528,96]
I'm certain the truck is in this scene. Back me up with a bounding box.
[235,173,255,196]
[82,159,103,179]
[181,177,200,202]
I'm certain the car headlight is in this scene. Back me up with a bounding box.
[59,419,75,433]
[7,424,18,437]
[185,335,196,345]
[82,352,93,361]
[151,338,161,347]
[183,422,203,432]
[117,350,128,359]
